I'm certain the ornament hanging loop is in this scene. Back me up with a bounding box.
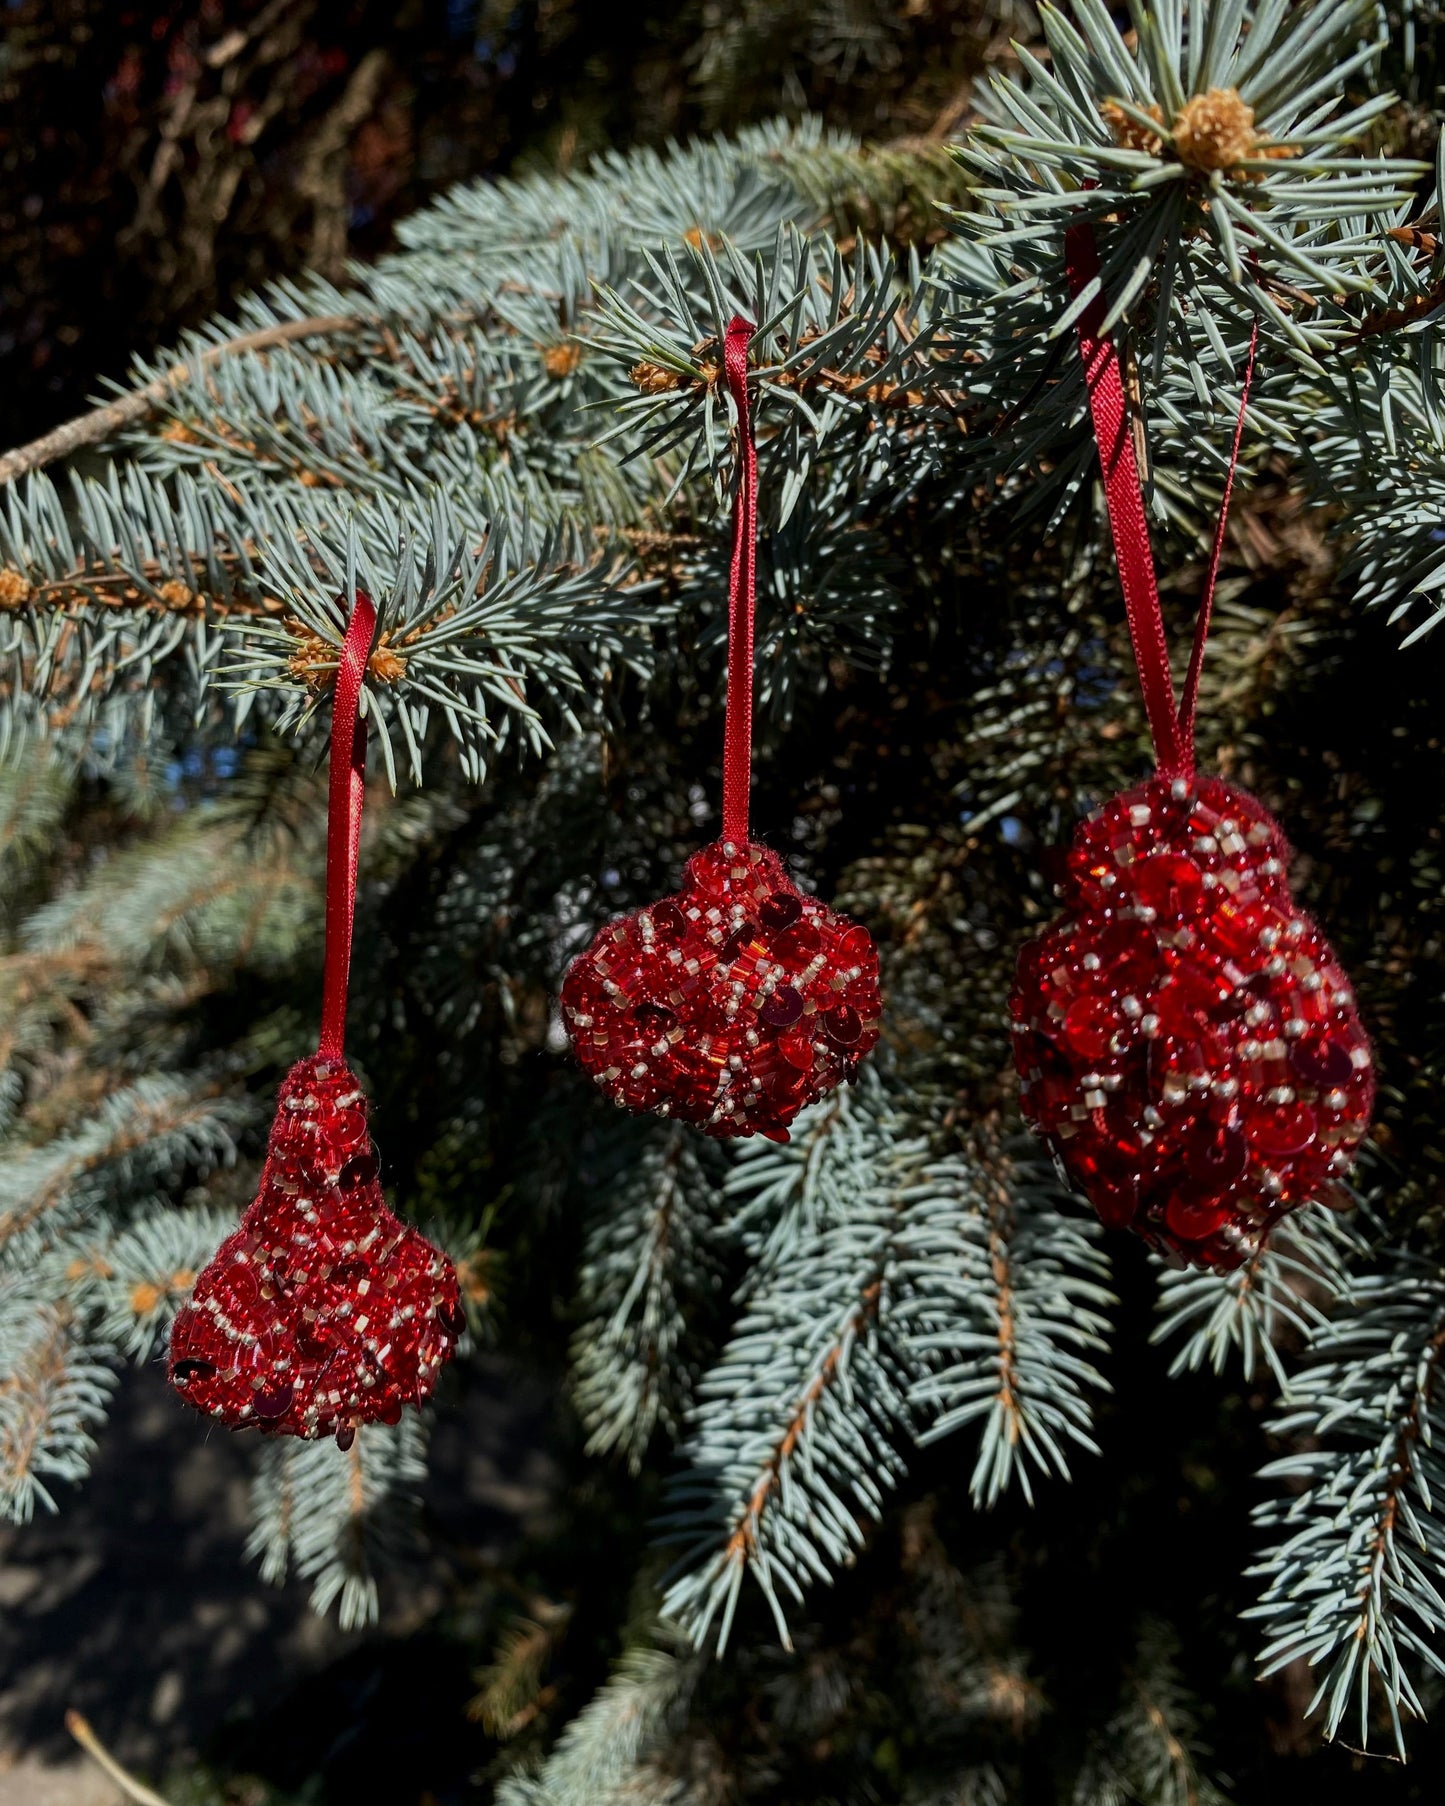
[721,315,758,848]
[318,589,377,1061]
[168,583,465,1444]
[1065,223,1257,778]
[558,313,883,1143]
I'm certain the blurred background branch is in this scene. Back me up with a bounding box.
[0,0,1010,448]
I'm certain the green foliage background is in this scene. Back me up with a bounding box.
[3,3,1445,1803]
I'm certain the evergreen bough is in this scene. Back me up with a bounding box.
[2,0,1444,1786]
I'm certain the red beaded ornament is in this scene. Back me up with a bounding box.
[169,593,462,1442]
[1010,773,1374,1269]
[1009,225,1374,1270]
[561,317,882,1141]
[561,839,880,1141]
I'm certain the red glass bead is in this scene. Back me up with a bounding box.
[168,1055,463,1443]
[1092,1180,1139,1231]
[1246,1099,1318,1160]
[1165,1185,1232,1243]
[339,1151,378,1189]
[760,985,804,1028]
[1061,994,1119,1061]
[822,1004,863,1046]
[651,900,687,940]
[1010,774,1374,1271]
[1132,853,1205,920]
[759,891,803,932]
[561,839,883,1140]
[1189,1124,1249,1184]
[1289,1035,1354,1087]
[837,925,875,963]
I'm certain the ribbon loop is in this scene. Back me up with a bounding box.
[1065,225,1257,777]
[318,590,376,1061]
[721,316,758,848]
[1178,309,1259,758]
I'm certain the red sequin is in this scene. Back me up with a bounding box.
[168,1056,462,1442]
[561,839,882,1141]
[1010,775,1374,1270]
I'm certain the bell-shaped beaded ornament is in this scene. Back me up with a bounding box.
[1009,227,1374,1271]
[561,319,882,1141]
[169,594,463,1443]
[168,1054,463,1443]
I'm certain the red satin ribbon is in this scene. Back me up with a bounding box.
[721,315,758,847]
[1065,224,1257,778]
[318,590,376,1061]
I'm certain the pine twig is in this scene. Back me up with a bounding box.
[65,1709,173,1806]
[0,314,359,487]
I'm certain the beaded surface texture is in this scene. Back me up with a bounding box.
[562,838,882,1140]
[1009,774,1374,1270]
[168,1055,463,1443]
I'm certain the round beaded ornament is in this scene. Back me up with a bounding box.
[561,838,880,1141]
[560,318,882,1141]
[1009,225,1374,1270]
[169,593,462,1442]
